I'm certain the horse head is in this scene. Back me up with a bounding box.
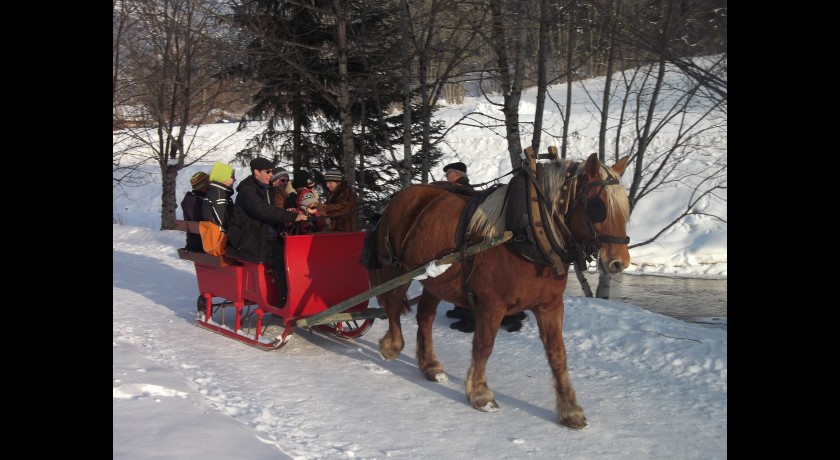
[566,153,631,274]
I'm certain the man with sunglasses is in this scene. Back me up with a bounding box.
[226,158,309,306]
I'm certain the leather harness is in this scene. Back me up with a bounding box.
[364,148,628,305]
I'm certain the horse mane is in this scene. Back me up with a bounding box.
[468,159,630,246]
[602,168,631,228]
[466,184,510,239]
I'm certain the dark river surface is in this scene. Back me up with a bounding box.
[563,271,727,327]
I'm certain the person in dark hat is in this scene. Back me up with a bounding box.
[443,162,472,188]
[307,167,358,232]
[225,158,310,306]
[180,171,209,251]
[440,161,527,333]
[442,160,477,329]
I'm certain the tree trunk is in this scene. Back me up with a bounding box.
[573,262,594,297]
[293,100,304,172]
[595,259,611,299]
[598,0,620,164]
[335,0,356,192]
[400,0,413,187]
[161,163,179,230]
[490,0,524,168]
[530,0,552,154]
[560,3,575,160]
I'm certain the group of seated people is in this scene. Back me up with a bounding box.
[181,158,358,305]
[182,160,357,243]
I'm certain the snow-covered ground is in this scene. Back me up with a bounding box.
[114,59,726,459]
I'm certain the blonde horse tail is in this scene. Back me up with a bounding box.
[368,266,411,316]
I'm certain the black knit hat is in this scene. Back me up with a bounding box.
[443,162,467,174]
[292,170,312,189]
[249,157,273,171]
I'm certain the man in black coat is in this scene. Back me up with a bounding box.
[442,161,527,333]
[225,158,309,305]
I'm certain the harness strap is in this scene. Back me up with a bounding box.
[454,189,497,306]
[523,147,566,276]
[599,235,631,244]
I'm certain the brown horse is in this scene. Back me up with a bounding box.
[368,152,630,429]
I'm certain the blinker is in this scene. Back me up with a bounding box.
[587,198,607,223]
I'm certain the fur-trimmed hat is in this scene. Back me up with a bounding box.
[249,157,273,172]
[324,168,344,182]
[270,167,290,184]
[190,171,210,192]
[443,162,467,174]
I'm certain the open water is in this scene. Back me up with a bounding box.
[564,271,727,328]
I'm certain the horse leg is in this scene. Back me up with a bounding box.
[464,303,505,412]
[415,289,446,382]
[376,282,408,361]
[533,307,588,429]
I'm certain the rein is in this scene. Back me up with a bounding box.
[520,148,571,275]
[472,169,517,189]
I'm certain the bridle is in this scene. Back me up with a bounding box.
[519,159,630,270]
[558,163,630,268]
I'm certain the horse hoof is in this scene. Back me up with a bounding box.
[378,336,403,360]
[379,349,398,360]
[420,361,445,382]
[559,416,589,430]
[422,367,446,382]
[378,343,399,360]
[471,398,499,412]
[429,372,448,383]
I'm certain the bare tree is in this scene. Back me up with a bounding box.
[113,0,256,229]
[612,0,727,101]
[486,0,528,167]
[528,0,557,154]
[569,0,726,298]
[399,0,488,184]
